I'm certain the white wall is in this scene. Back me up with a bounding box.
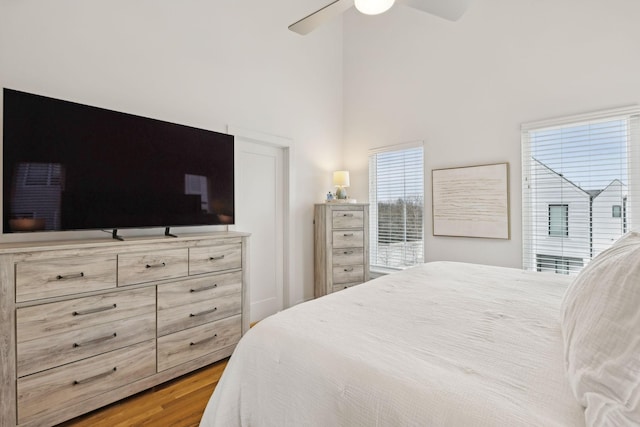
[0,0,345,303]
[342,0,640,268]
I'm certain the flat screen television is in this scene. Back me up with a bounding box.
[3,88,234,234]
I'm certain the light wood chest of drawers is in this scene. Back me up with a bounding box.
[314,203,370,297]
[0,232,250,427]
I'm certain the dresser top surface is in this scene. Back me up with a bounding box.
[315,202,369,206]
[0,231,250,255]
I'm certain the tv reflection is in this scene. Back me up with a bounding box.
[185,174,233,224]
[7,163,234,233]
[8,162,64,232]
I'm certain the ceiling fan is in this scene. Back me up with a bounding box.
[289,0,472,35]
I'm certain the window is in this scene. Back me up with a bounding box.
[369,143,424,270]
[522,107,640,274]
[548,204,568,237]
[536,254,583,275]
[23,163,63,187]
[612,205,622,218]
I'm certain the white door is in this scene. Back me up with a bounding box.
[235,139,284,322]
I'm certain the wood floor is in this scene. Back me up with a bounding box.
[57,358,228,427]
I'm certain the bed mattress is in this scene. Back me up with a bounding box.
[200,261,585,426]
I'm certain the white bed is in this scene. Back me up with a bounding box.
[200,261,586,426]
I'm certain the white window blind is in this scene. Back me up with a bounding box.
[369,143,424,270]
[522,107,640,275]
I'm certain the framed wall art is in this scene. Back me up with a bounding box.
[432,163,510,239]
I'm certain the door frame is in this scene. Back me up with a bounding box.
[227,125,293,311]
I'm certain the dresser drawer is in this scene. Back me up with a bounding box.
[158,271,241,309]
[332,230,364,249]
[189,243,242,275]
[157,314,241,371]
[16,255,117,302]
[332,264,364,284]
[332,210,364,229]
[118,248,188,286]
[158,271,242,336]
[17,287,155,343]
[17,340,156,424]
[17,287,155,378]
[158,289,241,337]
[332,247,364,266]
[17,312,155,378]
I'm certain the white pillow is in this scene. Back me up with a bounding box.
[561,231,640,427]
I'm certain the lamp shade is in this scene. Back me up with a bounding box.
[354,0,395,15]
[333,171,350,187]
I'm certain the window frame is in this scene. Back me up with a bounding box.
[521,106,640,274]
[368,141,425,272]
[612,205,622,218]
[548,204,568,237]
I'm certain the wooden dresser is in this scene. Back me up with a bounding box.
[314,203,369,297]
[0,232,250,427]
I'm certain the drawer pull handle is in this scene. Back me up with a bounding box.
[190,307,218,317]
[343,233,354,237]
[343,250,354,255]
[73,367,117,385]
[190,334,218,347]
[342,213,354,217]
[145,262,166,269]
[209,255,225,261]
[73,333,117,348]
[190,284,218,293]
[73,304,117,316]
[344,267,354,272]
[56,272,84,281]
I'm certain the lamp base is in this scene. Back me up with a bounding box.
[336,186,347,199]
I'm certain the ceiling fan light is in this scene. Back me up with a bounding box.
[354,0,395,15]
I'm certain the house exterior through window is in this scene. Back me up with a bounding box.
[548,204,568,237]
[522,107,639,275]
[612,205,622,218]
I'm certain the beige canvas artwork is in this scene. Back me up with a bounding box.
[432,163,510,239]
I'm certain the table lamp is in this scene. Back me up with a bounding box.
[333,170,350,199]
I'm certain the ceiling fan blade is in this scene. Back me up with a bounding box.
[398,0,471,21]
[288,0,355,35]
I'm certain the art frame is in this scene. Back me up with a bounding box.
[432,162,510,239]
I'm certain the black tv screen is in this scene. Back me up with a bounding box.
[3,88,234,234]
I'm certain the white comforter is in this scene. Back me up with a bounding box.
[200,262,585,426]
